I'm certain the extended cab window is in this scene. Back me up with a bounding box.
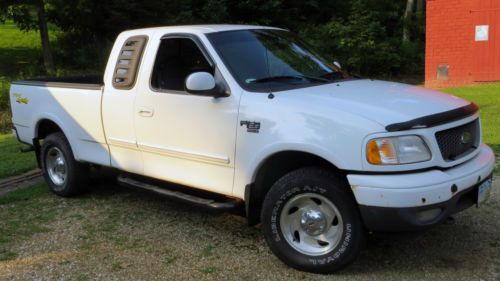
[151,37,213,92]
[113,35,148,89]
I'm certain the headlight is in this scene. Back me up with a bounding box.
[366,136,431,165]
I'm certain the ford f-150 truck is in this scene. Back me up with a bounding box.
[10,25,495,273]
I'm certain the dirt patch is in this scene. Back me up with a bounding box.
[0,178,499,281]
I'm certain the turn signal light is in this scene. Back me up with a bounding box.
[366,136,431,165]
[366,139,397,164]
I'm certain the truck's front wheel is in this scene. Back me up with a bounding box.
[261,167,365,274]
[40,132,89,197]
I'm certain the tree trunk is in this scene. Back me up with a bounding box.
[403,0,415,42]
[416,0,425,13]
[35,0,55,74]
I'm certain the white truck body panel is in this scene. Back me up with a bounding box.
[10,83,110,166]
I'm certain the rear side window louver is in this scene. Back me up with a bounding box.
[112,35,148,89]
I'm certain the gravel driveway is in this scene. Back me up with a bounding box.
[0,177,498,281]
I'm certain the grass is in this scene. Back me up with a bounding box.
[0,22,44,79]
[199,266,221,274]
[0,181,46,205]
[164,255,178,265]
[0,21,45,132]
[0,249,17,261]
[0,183,56,261]
[0,21,62,132]
[0,177,497,279]
[0,133,37,179]
[199,243,215,258]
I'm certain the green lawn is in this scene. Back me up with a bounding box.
[0,22,45,132]
[0,134,37,179]
[0,183,54,261]
[0,21,43,79]
[0,21,61,132]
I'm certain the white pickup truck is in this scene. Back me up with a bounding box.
[10,25,495,273]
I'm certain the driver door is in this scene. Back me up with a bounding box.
[134,34,240,196]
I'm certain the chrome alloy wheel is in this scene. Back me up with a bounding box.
[45,147,67,186]
[280,192,344,256]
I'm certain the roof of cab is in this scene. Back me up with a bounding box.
[122,24,284,35]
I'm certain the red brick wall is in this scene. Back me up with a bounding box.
[426,0,500,88]
[425,0,475,88]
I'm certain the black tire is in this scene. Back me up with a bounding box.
[261,167,365,274]
[40,132,89,197]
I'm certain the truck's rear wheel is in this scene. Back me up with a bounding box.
[261,167,365,274]
[40,132,89,197]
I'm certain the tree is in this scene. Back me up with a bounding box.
[416,0,425,13]
[35,0,54,73]
[1,0,426,78]
[403,0,415,42]
[0,0,55,73]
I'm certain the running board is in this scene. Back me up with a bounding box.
[117,175,243,211]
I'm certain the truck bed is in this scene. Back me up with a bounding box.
[10,75,110,166]
[13,75,103,90]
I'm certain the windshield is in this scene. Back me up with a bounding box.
[206,29,350,92]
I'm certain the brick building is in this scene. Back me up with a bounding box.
[425,0,500,88]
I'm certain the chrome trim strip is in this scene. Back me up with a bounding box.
[108,137,138,149]
[13,123,29,128]
[137,142,230,165]
[12,80,103,91]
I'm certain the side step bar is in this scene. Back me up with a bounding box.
[117,175,243,211]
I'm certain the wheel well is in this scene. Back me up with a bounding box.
[37,119,63,139]
[32,119,64,168]
[245,151,344,226]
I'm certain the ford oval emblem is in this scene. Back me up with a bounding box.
[460,132,472,144]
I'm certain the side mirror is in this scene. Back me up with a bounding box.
[185,72,227,97]
[333,61,341,69]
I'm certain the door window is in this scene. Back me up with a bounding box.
[151,37,213,92]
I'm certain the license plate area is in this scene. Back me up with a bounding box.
[477,177,493,206]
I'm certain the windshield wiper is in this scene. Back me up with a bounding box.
[319,71,354,81]
[299,74,330,82]
[249,74,329,84]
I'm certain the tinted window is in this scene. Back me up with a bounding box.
[207,29,349,92]
[151,38,212,91]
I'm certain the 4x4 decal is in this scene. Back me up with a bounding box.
[240,120,260,133]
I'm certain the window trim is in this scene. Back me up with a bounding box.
[149,33,217,95]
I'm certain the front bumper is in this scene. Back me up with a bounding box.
[347,144,495,232]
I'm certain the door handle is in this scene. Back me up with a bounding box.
[138,106,154,117]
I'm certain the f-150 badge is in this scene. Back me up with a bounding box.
[240,120,260,133]
[13,93,28,104]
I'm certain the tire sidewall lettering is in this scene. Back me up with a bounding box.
[307,223,352,266]
[271,186,301,241]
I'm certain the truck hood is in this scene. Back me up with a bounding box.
[289,79,471,128]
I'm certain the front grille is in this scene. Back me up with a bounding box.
[435,119,480,161]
